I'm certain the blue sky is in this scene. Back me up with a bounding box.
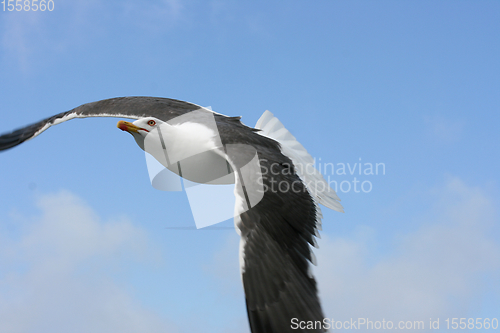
[1,1,499,332]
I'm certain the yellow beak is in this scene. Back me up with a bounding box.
[117,120,146,133]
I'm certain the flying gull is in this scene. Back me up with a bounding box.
[0,96,343,333]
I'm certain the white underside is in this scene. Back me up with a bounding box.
[31,112,140,141]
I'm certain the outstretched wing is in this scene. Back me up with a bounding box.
[239,161,326,332]
[219,112,342,333]
[0,97,201,151]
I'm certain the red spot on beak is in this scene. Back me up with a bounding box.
[118,122,128,131]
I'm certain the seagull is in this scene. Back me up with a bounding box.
[0,96,343,333]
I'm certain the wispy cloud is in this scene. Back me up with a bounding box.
[1,13,45,72]
[0,190,178,333]
[315,177,499,328]
[0,0,184,72]
[203,233,251,333]
[0,1,101,72]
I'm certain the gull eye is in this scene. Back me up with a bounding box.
[148,120,156,126]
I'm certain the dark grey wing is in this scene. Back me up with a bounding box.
[218,120,326,333]
[241,154,325,333]
[0,96,201,151]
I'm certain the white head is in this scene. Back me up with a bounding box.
[117,117,163,150]
[117,116,221,165]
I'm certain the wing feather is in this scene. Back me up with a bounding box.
[226,111,344,332]
[256,110,343,212]
[0,97,202,152]
[232,152,327,333]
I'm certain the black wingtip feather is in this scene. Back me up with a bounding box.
[0,112,70,152]
[0,121,46,151]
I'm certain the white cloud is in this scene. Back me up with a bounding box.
[315,177,499,330]
[0,190,179,333]
[203,233,251,333]
[203,231,240,285]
